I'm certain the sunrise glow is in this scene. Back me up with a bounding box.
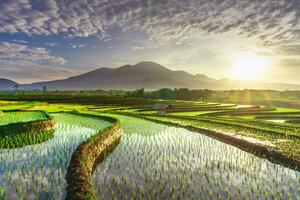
[232,53,270,80]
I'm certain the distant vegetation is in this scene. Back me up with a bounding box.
[126,88,300,108]
[125,88,213,101]
[0,88,299,108]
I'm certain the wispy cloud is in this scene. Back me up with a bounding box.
[0,41,70,83]
[70,44,85,49]
[12,39,28,43]
[132,46,144,50]
[0,0,298,46]
[0,0,299,83]
[279,44,300,56]
[45,42,59,47]
[0,42,65,64]
[0,60,82,83]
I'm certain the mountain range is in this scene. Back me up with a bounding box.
[0,79,19,90]
[1,61,300,90]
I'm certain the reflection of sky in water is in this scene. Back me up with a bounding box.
[93,114,300,200]
[0,113,111,200]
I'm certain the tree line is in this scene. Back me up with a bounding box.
[125,88,213,101]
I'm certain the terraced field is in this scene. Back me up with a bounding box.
[0,100,299,199]
[113,101,300,166]
[0,111,55,149]
[0,111,48,126]
[0,113,111,199]
[92,114,300,199]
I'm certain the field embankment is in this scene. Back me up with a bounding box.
[65,114,122,200]
[0,111,55,148]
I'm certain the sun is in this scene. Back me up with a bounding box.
[232,53,269,80]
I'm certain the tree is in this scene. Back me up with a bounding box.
[203,89,212,102]
[14,84,19,94]
[43,85,47,94]
[125,88,145,98]
[174,88,190,100]
[157,88,174,99]
[136,88,145,97]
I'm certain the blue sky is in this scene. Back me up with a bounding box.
[0,0,299,84]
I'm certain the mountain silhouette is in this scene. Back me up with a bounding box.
[1,61,300,90]
[0,78,19,90]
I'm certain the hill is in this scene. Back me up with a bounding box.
[0,79,19,90]
[22,61,219,90]
[1,61,299,90]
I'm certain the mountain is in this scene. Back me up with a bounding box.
[4,61,300,90]
[0,78,19,90]
[21,61,220,90]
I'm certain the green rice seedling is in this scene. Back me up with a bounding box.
[0,111,48,126]
[0,113,111,199]
[0,186,6,199]
[92,114,300,200]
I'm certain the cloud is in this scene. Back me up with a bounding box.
[0,42,65,64]
[0,0,298,46]
[132,46,144,50]
[0,41,69,83]
[45,42,59,47]
[0,0,299,84]
[70,44,85,49]
[279,58,300,68]
[0,60,82,83]
[279,44,300,56]
[12,39,28,43]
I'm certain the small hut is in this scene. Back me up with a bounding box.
[153,103,174,114]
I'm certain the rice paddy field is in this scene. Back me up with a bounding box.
[0,113,111,199]
[0,111,48,126]
[92,114,300,199]
[0,99,300,199]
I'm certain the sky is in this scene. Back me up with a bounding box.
[0,0,299,84]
